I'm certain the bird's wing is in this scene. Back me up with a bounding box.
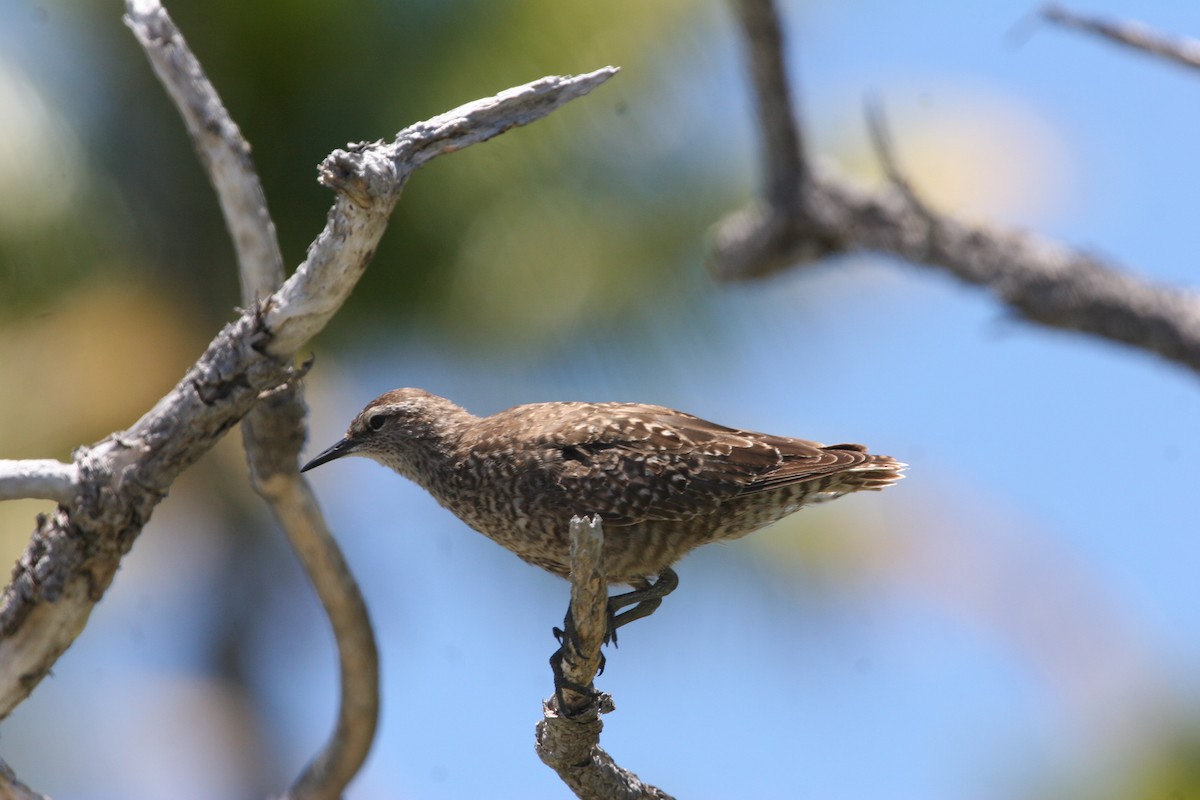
[522,403,870,525]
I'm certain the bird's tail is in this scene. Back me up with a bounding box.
[801,453,907,504]
[847,454,907,491]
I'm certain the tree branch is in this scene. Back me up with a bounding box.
[1042,4,1200,72]
[124,0,284,296]
[126,3,382,796]
[253,470,378,800]
[0,309,297,719]
[713,0,843,279]
[549,515,609,717]
[535,516,675,800]
[0,39,615,756]
[262,65,616,357]
[0,757,47,800]
[713,0,1200,378]
[727,0,808,203]
[0,461,77,506]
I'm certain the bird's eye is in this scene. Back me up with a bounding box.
[367,414,386,431]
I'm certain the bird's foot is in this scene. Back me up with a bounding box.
[602,567,680,645]
[553,611,607,674]
[549,644,602,711]
[548,568,681,708]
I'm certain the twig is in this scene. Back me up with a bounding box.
[862,96,941,247]
[0,56,617,728]
[713,0,1200,378]
[126,3,381,796]
[863,97,930,218]
[1043,4,1200,72]
[0,461,77,506]
[535,516,675,800]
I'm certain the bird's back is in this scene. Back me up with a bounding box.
[441,401,903,583]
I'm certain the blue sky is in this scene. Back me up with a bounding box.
[3,1,1200,799]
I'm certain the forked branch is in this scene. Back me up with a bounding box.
[0,5,616,797]
[126,2,378,795]
[714,0,1200,378]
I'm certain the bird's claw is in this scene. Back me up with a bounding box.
[549,646,600,711]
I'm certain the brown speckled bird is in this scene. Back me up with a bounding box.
[303,388,905,636]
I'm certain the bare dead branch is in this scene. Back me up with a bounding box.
[549,515,608,717]
[715,0,841,279]
[1042,4,1200,72]
[0,57,617,729]
[0,756,47,800]
[263,65,616,357]
[535,516,675,800]
[126,3,382,796]
[241,381,381,800]
[713,0,1200,378]
[727,0,807,202]
[0,315,299,720]
[255,472,379,800]
[863,98,931,221]
[124,0,285,296]
[0,461,77,506]
[860,96,942,257]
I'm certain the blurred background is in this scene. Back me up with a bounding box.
[2,0,1199,798]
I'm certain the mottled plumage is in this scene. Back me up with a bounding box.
[302,388,905,586]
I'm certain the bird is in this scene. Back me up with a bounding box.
[302,388,905,643]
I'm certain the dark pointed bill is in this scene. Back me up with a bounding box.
[301,437,357,472]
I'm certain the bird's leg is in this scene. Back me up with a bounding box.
[550,607,602,706]
[548,568,679,705]
[604,568,679,646]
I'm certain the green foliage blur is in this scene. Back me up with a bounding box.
[2,0,739,354]
[0,0,746,632]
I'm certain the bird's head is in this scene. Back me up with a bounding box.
[301,388,468,478]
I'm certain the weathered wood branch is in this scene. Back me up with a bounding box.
[715,0,1200,378]
[0,35,615,754]
[0,756,47,800]
[125,2,380,796]
[0,462,77,507]
[535,516,675,800]
[1043,4,1200,72]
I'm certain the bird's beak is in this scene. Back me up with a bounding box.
[301,437,358,472]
